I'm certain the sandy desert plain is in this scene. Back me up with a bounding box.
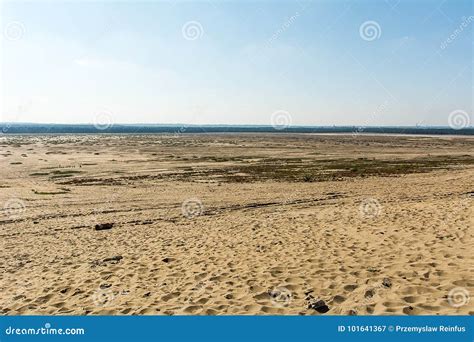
[0,133,473,315]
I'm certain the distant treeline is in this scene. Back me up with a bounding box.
[1,123,473,135]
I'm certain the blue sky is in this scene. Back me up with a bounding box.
[1,0,472,126]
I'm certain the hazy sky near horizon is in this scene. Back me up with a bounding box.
[1,0,472,126]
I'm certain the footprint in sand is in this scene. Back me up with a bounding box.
[344,284,358,292]
[161,292,180,302]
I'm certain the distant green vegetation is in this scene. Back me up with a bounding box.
[30,172,50,176]
[49,169,83,179]
[32,188,70,195]
[55,154,474,186]
[174,155,474,183]
[51,170,82,175]
[1,123,474,135]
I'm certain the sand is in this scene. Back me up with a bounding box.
[0,133,473,315]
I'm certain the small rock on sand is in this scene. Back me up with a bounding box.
[364,289,375,298]
[308,299,330,313]
[382,278,392,288]
[103,255,123,263]
[95,223,114,231]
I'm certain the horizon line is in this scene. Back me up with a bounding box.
[1,122,473,129]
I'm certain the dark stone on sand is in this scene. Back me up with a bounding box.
[308,300,330,313]
[95,223,114,231]
[382,278,392,288]
[162,257,172,263]
[100,283,112,289]
[364,289,375,299]
[143,292,151,297]
[103,255,123,263]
